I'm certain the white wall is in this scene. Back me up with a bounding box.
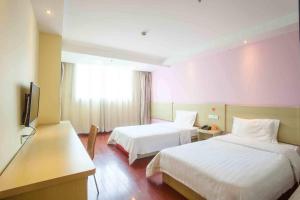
[0,0,39,172]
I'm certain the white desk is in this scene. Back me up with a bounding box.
[0,121,95,200]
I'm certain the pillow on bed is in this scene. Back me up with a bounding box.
[174,111,197,128]
[232,117,280,143]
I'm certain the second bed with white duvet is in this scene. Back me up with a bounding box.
[147,134,300,200]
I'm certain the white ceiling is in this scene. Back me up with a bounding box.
[31,0,64,34]
[31,0,299,68]
[61,51,163,72]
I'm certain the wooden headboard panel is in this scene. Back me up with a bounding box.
[151,102,173,121]
[225,105,300,145]
[173,103,226,130]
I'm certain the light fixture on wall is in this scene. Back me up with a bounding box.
[45,9,52,15]
[243,40,248,44]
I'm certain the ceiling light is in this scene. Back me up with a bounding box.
[243,40,248,44]
[46,9,52,15]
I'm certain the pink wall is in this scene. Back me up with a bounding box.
[152,31,300,106]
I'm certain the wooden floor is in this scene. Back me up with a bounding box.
[79,133,186,200]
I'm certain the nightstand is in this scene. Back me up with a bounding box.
[197,129,223,141]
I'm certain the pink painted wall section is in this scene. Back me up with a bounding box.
[152,31,300,106]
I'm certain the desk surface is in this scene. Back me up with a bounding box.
[0,121,95,199]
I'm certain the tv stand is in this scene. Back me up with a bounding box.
[0,121,95,200]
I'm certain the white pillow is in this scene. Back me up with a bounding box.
[232,117,280,143]
[174,111,197,128]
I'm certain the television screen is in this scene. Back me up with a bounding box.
[24,82,40,127]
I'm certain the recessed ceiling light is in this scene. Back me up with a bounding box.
[243,40,248,44]
[46,9,52,15]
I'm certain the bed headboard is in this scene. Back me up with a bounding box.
[173,103,226,130]
[151,102,173,121]
[225,105,300,145]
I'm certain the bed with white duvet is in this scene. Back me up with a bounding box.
[107,122,197,164]
[146,117,300,200]
[147,117,300,200]
[108,110,198,164]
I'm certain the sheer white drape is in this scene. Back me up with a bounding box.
[61,62,151,133]
[140,72,151,124]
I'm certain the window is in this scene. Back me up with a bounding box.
[74,64,133,101]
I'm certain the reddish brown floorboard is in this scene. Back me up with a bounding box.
[79,133,187,200]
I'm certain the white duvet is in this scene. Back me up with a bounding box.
[107,122,197,164]
[146,134,300,200]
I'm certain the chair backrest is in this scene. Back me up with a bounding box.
[87,125,98,160]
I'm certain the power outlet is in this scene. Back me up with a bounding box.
[208,114,219,120]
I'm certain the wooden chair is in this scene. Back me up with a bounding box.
[87,125,99,194]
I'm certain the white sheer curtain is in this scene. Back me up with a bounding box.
[140,72,151,124]
[61,62,151,133]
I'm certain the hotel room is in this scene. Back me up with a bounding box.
[0,0,300,200]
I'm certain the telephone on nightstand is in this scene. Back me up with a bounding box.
[200,124,219,131]
[200,125,211,130]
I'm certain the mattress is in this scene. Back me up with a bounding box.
[146,134,300,200]
[107,122,197,164]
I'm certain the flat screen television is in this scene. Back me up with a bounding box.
[23,82,40,127]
